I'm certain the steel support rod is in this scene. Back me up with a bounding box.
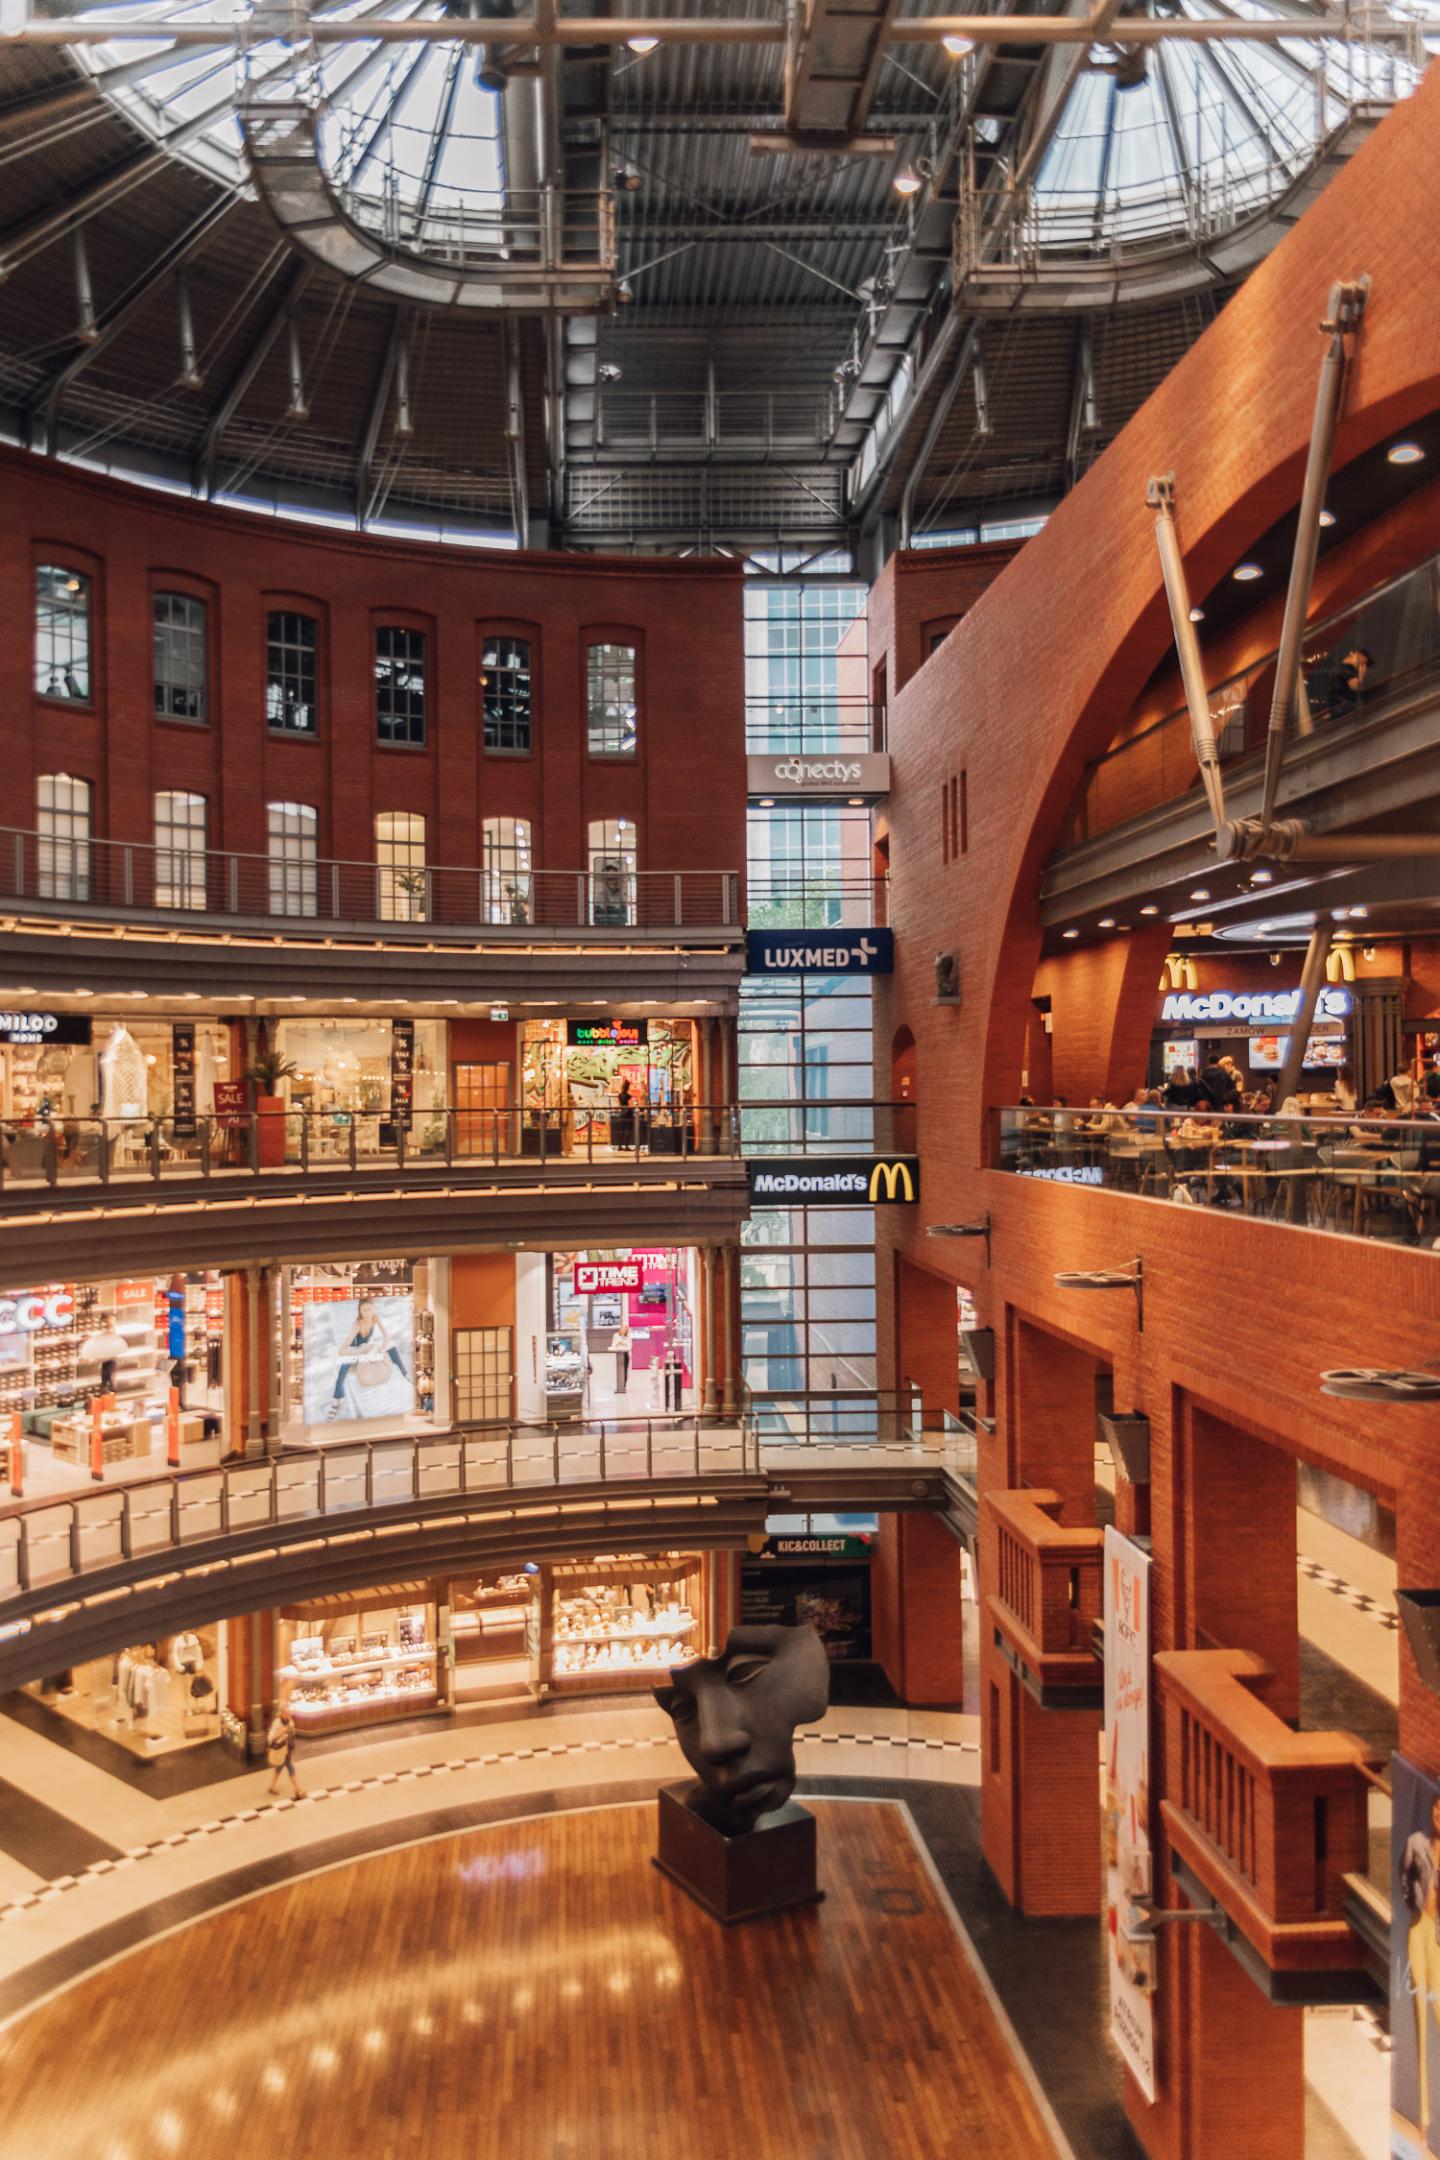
[1259,277,1367,832]
[1273,921,1332,1111]
[1147,473,1227,834]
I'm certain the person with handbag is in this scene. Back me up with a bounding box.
[265,1707,304,1799]
[326,1297,408,1419]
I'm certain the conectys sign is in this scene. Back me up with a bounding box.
[746,929,893,977]
[747,1156,920,1205]
[1160,987,1352,1024]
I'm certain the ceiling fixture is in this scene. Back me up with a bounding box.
[1387,441,1425,466]
[1188,606,1204,622]
[1098,917,1116,929]
[1189,887,1210,901]
[941,33,976,55]
[1063,928,1079,939]
[1318,508,1336,527]
[1232,563,1263,582]
[1350,905,1368,919]
[626,34,659,53]
[1054,1259,1144,1329]
[1250,869,1273,884]
[893,166,923,197]
[1320,1368,1440,1403]
[1139,904,1158,916]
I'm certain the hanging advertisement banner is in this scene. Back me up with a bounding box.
[171,1022,197,1138]
[390,1017,415,1129]
[1391,1751,1440,2156]
[213,1080,248,1131]
[1103,1526,1156,2102]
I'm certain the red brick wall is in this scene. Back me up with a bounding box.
[866,540,1021,697]
[871,1512,967,1704]
[0,447,746,883]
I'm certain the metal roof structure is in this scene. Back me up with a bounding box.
[0,1,1433,554]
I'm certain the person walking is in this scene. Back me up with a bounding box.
[266,1706,305,1800]
[612,1320,632,1396]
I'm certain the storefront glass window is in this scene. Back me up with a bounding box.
[587,817,636,926]
[36,772,91,901]
[282,1259,440,1441]
[586,642,637,757]
[277,1017,447,1151]
[267,800,318,916]
[375,809,428,921]
[35,564,91,702]
[154,789,207,909]
[265,611,318,735]
[153,591,206,720]
[482,816,533,923]
[375,625,427,746]
[481,634,533,753]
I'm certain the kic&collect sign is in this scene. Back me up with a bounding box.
[746,929,893,977]
[567,1019,648,1048]
[748,1156,919,1205]
[1160,987,1351,1024]
[573,1261,644,1294]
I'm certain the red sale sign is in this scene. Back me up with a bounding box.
[574,1261,643,1294]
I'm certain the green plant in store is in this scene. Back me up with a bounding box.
[245,1050,299,1096]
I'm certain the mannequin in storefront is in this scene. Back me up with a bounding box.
[654,1622,830,1835]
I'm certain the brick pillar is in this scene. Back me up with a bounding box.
[980,1653,1101,1915]
[1187,1411,1298,1721]
[871,1512,966,1703]
[1010,1317,1096,1525]
[1133,1916,1303,2160]
[896,1253,961,1423]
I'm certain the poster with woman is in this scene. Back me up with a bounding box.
[1393,1753,1440,2156]
[302,1294,415,1426]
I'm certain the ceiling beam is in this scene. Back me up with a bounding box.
[193,260,314,499]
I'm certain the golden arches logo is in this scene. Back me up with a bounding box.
[868,1159,916,1203]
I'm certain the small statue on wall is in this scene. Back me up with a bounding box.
[652,1623,830,1920]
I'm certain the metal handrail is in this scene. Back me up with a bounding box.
[0,1411,972,1607]
[0,830,743,935]
[0,1099,918,1193]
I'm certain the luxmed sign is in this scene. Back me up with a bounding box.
[746,929,894,976]
[747,1156,920,1205]
[1160,987,1352,1024]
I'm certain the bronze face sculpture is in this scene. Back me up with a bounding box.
[654,1622,830,1834]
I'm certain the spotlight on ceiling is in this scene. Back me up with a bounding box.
[1063,927,1079,939]
[941,33,976,55]
[1320,1368,1440,1403]
[893,166,923,197]
[1233,563,1263,582]
[1188,605,1204,622]
[1387,441,1425,466]
[1250,869,1273,884]
[1098,917,1116,929]
[1140,904,1158,916]
[1318,508,1336,528]
[598,362,623,383]
[626,34,659,52]
[1189,887,1210,901]
[614,167,642,192]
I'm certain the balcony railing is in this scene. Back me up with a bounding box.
[985,1487,1104,1705]
[0,1100,916,1196]
[1057,550,1440,849]
[994,1104,1440,1246]
[1155,1648,1373,1981]
[0,830,741,936]
[745,695,878,756]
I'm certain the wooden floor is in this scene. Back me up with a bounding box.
[0,1799,1058,2160]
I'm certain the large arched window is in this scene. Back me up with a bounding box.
[482,817,533,924]
[375,810,428,921]
[36,773,92,900]
[267,801,318,917]
[154,790,207,909]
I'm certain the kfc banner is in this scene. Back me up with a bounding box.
[1103,1526,1155,2102]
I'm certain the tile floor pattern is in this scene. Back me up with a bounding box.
[1299,1555,1401,1632]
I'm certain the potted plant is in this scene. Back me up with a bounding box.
[245,1049,298,1169]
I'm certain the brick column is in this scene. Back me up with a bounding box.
[1186,1411,1298,1721]
[871,1512,966,1703]
[896,1253,962,1423]
[1134,1918,1304,2160]
[1010,1316,1096,1525]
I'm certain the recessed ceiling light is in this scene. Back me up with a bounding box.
[757,797,774,807]
[1063,928,1079,939]
[626,34,659,52]
[1250,869,1272,884]
[1350,905,1368,918]
[1232,563,1263,582]
[941,32,976,54]
[1387,441,1424,466]
[1139,904,1159,916]
[1188,606,1204,623]
[1318,509,1336,528]
[847,796,864,806]
[1189,888,1210,901]
[1098,917,1116,929]
[893,166,922,197]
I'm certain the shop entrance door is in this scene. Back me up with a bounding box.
[454,1063,512,1156]
[454,1327,514,1424]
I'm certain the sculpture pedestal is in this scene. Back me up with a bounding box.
[653,1781,823,1924]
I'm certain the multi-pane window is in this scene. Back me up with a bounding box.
[265,611,318,735]
[482,816,533,924]
[588,816,636,926]
[154,790,207,910]
[586,643,637,757]
[739,975,875,1153]
[740,1209,878,1404]
[36,774,91,901]
[482,635,533,753]
[742,582,868,754]
[453,1326,513,1423]
[376,626,427,746]
[35,566,92,702]
[267,801,318,917]
[153,593,207,721]
[745,803,873,928]
[375,810,428,922]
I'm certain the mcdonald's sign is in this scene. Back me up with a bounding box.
[746,1155,920,1206]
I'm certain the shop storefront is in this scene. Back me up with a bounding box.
[275,1017,448,1155]
[545,1247,699,1415]
[521,1017,698,1154]
[27,1625,225,1758]
[278,1258,445,1443]
[447,1568,538,1703]
[740,1531,874,1662]
[545,1552,707,1693]
[0,1011,231,1145]
[1148,981,1354,1100]
[1,1272,226,1496]
[275,1585,441,1734]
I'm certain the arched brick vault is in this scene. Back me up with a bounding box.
[869,67,1440,1768]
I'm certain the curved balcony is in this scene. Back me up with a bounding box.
[0,1412,971,1692]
